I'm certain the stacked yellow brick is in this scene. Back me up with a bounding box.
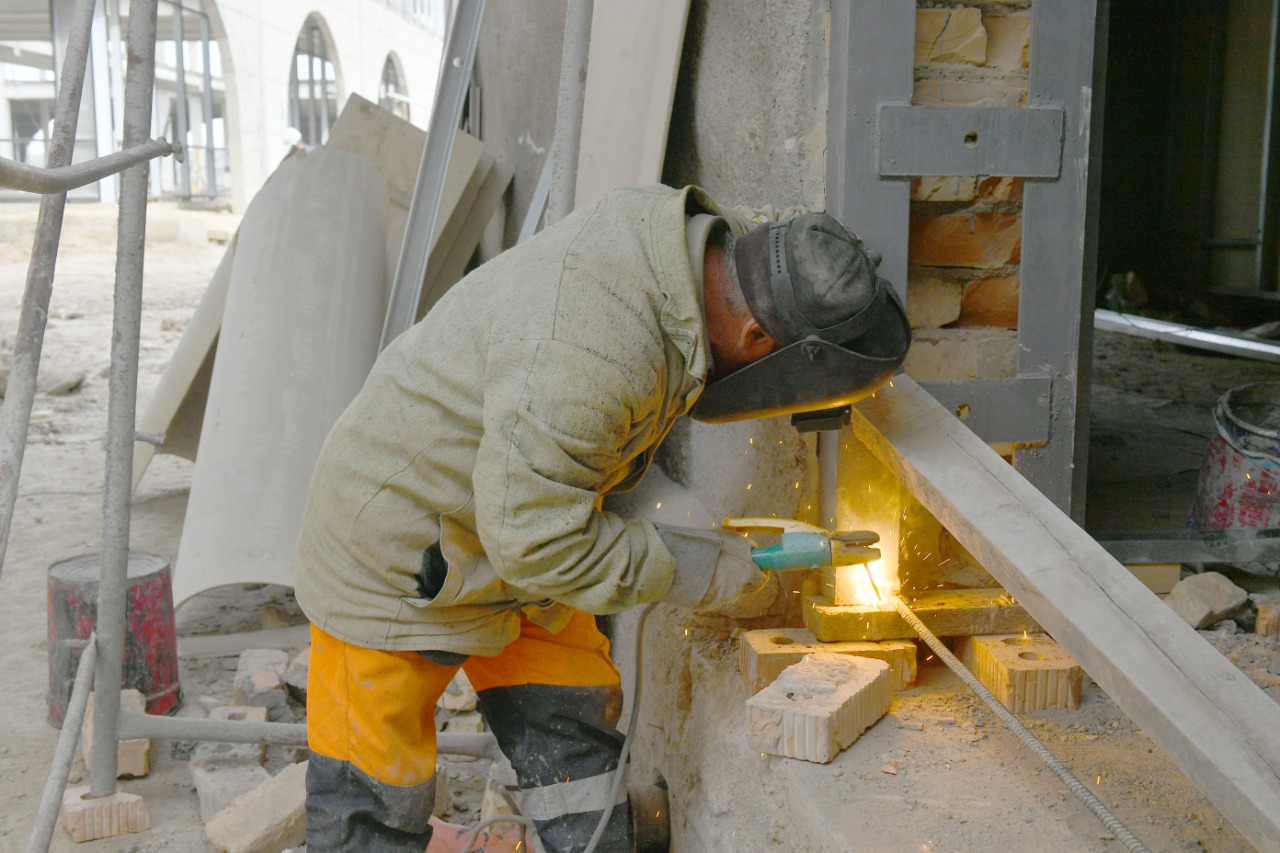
[904,4,1033,383]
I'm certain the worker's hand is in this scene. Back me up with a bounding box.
[655,524,777,617]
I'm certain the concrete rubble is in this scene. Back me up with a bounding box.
[1166,571,1250,630]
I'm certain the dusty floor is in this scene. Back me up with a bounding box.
[0,201,1278,851]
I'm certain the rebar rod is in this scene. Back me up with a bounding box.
[545,0,594,226]
[26,636,97,853]
[0,140,180,194]
[90,0,160,798]
[0,0,98,578]
[890,595,1151,853]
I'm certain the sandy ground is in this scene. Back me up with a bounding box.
[0,201,1278,852]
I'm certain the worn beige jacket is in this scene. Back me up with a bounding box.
[295,185,725,654]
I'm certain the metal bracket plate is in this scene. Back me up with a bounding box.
[878,106,1065,178]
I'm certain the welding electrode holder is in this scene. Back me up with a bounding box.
[722,517,880,572]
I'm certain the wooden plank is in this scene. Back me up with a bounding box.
[803,589,1039,642]
[848,376,1280,852]
[573,0,691,207]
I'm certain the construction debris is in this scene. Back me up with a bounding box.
[1165,571,1250,630]
[232,649,292,722]
[81,689,150,778]
[204,760,308,853]
[747,654,892,763]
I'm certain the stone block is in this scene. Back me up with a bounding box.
[59,786,149,842]
[914,79,1025,109]
[956,634,1083,713]
[978,175,1023,202]
[1166,572,1249,629]
[233,649,292,722]
[913,176,978,202]
[205,761,308,853]
[747,654,892,763]
[909,212,1022,269]
[81,689,150,778]
[959,275,1020,329]
[908,277,962,329]
[903,328,1018,381]
[193,763,273,823]
[984,13,1031,70]
[1257,601,1280,638]
[439,670,478,713]
[916,8,987,65]
[1124,563,1182,595]
[284,647,310,703]
[740,628,917,692]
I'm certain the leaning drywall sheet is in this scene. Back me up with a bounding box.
[573,0,692,207]
[173,148,390,604]
[131,232,236,491]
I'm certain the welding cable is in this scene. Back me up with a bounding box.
[459,602,657,853]
[889,596,1151,853]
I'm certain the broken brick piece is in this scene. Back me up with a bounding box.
[1257,601,1280,639]
[81,689,150,778]
[1166,572,1249,629]
[233,649,293,722]
[956,634,1082,713]
[205,761,308,853]
[747,654,892,763]
[59,785,149,842]
[739,628,916,692]
[284,647,310,703]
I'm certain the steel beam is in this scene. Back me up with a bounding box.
[878,106,1064,178]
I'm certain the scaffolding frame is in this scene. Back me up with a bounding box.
[0,1,500,849]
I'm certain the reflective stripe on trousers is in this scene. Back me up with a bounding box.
[305,611,633,852]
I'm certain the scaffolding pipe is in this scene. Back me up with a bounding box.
[0,140,181,194]
[0,0,98,577]
[172,1,190,198]
[546,0,594,226]
[90,0,160,798]
[26,636,97,853]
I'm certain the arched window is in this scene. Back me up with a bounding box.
[379,53,409,121]
[287,14,342,147]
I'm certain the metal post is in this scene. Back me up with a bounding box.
[89,0,118,201]
[27,636,97,853]
[545,0,593,226]
[90,0,159,797]
[0,0,97,576]
[379,0,485,350]
[306,26,318,146]
[199,8,215,196]
[818,431,840,529]
[317,35,330,144]
[1256,0,1280,293]
[107,0,125,151]
[172,1,190,198]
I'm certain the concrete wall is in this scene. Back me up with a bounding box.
[203,0,442,209]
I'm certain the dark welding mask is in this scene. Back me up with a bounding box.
[689,213,911,423]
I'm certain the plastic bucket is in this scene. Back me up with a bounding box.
[46,552,182,727]
[1188,382,1280,573]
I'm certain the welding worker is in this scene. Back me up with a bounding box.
[295,184,910,852]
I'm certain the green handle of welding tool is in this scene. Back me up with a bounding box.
[749,532,833,571]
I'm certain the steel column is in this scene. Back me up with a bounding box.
[0,0,97,576]
[1257,0,1280,293]
[318,34,330,144]
[172,1,190,198]
[89,0,160,797]
[546,0,594,226]
[1014,0,1108,519]
[200,9,215,195]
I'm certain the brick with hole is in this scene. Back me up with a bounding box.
[739,628,916,692]
[955,634,1082,713]
[747,653,892,763]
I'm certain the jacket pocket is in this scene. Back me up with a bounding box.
[400,514,512,610]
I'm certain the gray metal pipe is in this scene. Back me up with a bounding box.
[0,0,98,577]
[172,1,190,198]
[546,0,594,226]
[0,139,180,194]
[26,636,97,853]
[818,430,840,529]
[116,711,503,759]
[90,0,160,798]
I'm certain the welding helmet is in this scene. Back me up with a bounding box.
[689,213,911,423]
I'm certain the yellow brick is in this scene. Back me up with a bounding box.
[1257,601,1280,639]
[916,8,987,65]
[81,689,150,778]
[59,786,149,843]
[739,628,917,692]
[1123,563,1182,595]
[984,13,1031,70]
[956,634,1082,713]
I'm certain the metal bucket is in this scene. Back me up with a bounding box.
[46,552,182,727]
[1188,382,1280,574]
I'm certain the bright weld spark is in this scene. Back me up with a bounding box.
[749,437,755,445]
[655,502,662,509]
[746,483,752,490]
